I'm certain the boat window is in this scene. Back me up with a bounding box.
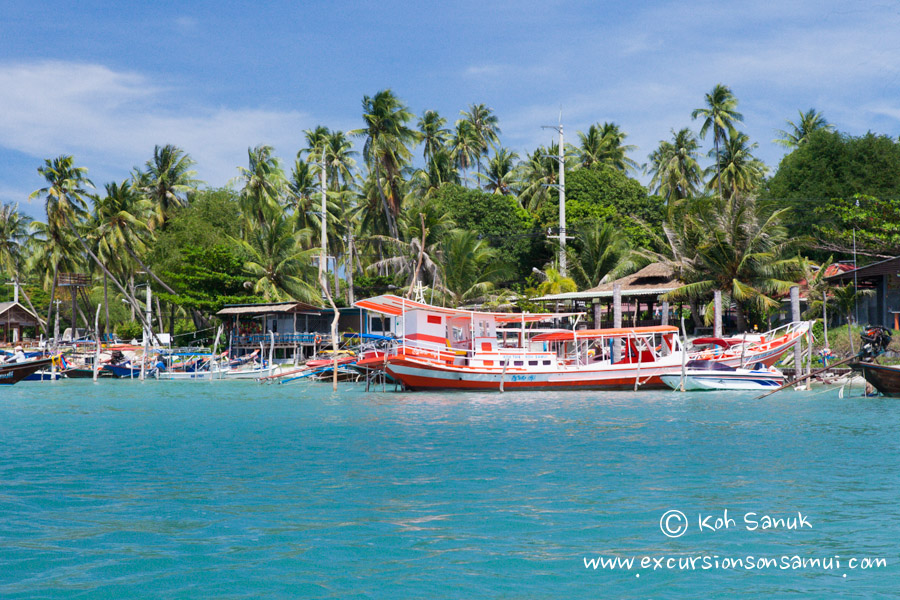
[452,327,465,342]
[543,360,552,365]
[528,360,538,366]
[514,360,523,366]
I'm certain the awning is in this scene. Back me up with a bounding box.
[353,294,582,323]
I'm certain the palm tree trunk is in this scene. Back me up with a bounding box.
[689,298,703,329]
[46,261,58,337]
[104,272,109,340]
[734,304,748,333]
[373,162,398,238]
[714,134,722,200]
[129,276,135,321]
[346,231,355,305]
[407,213,427,299]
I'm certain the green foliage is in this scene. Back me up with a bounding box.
[157,245,260,313]
[148,188,244,278]
[433,184,545,281]
[767,130,900,201]
[810,194,900,256]
[116,321,143,341]
[539,166,664,250]
[353,274,399,297]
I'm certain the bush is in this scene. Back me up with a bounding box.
[116,321,143,341]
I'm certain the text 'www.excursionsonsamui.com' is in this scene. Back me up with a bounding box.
[584,555,886,576]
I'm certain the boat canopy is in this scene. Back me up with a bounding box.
[532,325,679,342]
[353,294,582,323]
[691,337,745,348]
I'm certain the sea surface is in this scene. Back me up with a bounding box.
[1,380,898,598]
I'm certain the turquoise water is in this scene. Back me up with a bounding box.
[1,381,898,598]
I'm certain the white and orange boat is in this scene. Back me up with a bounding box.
[353,295,810,391]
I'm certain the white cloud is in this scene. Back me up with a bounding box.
[0,60,317,194]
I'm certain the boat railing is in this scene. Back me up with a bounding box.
[235,333,325,346]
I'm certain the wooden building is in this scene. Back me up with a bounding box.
[216,302,375,362]
[826,256,900,329]
[0,301,41,344]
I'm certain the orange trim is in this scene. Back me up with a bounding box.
[533,325,679,342]
[407,332,448,345]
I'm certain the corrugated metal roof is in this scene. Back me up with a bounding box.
[826,256,900,281]
[216,302,322,316]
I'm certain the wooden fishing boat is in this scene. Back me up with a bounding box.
[0,357,54,385]
[849,361,900,397]
[353,294,809,392]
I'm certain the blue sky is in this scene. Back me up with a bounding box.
[2,0,900,218]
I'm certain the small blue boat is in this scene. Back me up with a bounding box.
[102,363,156,378]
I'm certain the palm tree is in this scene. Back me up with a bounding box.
[323,130,357,191]
[705,131,766,200]
[236,144,286,227]
[286,158,318,226]
[418,110,450,163]
[692,84,743,199]
[369,198,456,292]
[577,122,638,172]
[0,203,46,336]
[411,148,460,199]
[438,229,508,306]
[302,125,330,161]
[233,207,320,302]
[449,119,480,187]
[647,128,703,210]
[775,108,834,148]
[352,89,419,238]
[92,180,154,336]
[29,155,94,331]
[664,194,803,331]
[568,221,634,289]
[518,142,572,212]
[478,147,519,194]
[459,103,501,178]
[32,156,158,336]
[142,144,199,229]
[536,267,577,296]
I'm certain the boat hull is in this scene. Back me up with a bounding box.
[0,358,54,385]
[850,362,900,397]
[385,356,674,391]
[660,371,783,391]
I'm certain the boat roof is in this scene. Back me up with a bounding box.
[353,294,582,323]
[532,325,679,341]
[691,337,746,348]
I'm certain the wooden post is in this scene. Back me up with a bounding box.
[593,300,602,329]
[791,286,801,371]
[714,290,722,338]
[661,300,669,327]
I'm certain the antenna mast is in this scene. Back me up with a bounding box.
[542,116,567,276]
